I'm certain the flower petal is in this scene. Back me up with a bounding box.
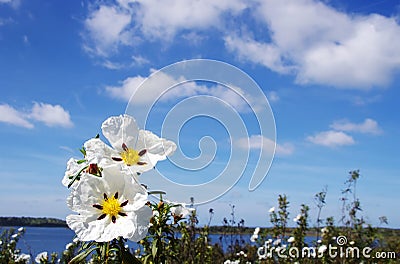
[101,115,139,151]
[136,130,177,166]
[84,138,115,166]
[66,163,151,242]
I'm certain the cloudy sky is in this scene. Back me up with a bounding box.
[0,0,399,228]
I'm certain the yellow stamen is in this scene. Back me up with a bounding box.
[102,196,121,217]
[120,148,140,166]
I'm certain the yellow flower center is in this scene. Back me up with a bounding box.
[102,196,121,217]
[120,148,140,166]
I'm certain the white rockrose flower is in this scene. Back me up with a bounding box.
[268,207,275,213]
[288,236,295,243]
[15,253,31,263]
[62,138,114,188]
[168,201,195,219]
[293,214,301,222]
[100,114,176,174]
[66,165,152,242]
[35,252,48,263]
[65,242,74,250]
[250,233,258,242]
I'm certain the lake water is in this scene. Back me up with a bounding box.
[2,227,252,256]
[2,227,314,256]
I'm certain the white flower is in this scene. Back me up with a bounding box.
[66,165,152,242]
[293,214,301,222]
[11,233,18,239]
[65,243,74,250]
[321,227,328,233]
[18,227,24,232]
[99,115,176,174]
[250,234,258,242]
[168,201,194,219]
[35,252,48,263]
[268,207,275,213]
[254,227,260,235]
[72,237,79,243]
[288,236,295,243]
[349,241,355,245]
[317,239,322,244]
[0,240,2,245]
[15,253,31,263]
[62,138,115,188]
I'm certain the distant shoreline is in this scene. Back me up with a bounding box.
[0,216,67,228]
[1,217,399,234]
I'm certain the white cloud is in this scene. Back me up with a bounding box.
[131,55,149,66]
[0,0,20,8]
[267,91,279,103]
[30,102,73,128]
[237,135,294,156]
[83,0,246,57]
[330,118,382,135]
[84,5,132,56]
[0,104,33,128]
[0,102,73,129]
[82,0,400,88]
[22,35,29,45]
[102,60,125,70]
[105,70,258,112]
[128,0,246,39]
[227,0,400,89]
[106,71,202,103]
[224,34,293,74]
[307,130,355,147]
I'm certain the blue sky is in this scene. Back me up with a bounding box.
[0,0,399,228]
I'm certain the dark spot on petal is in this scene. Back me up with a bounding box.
[114,192,118,199]
[138,149,147,156]
[112,157,123,162]
[118,212,127,217]
[97,214,106,220]
[112,216,116,223]
[93,204,103,210]
[122,143,128,151]
[121,200,128,207]
[103,193,108,200]
[137,162,147,166]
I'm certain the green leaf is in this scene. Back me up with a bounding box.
[68,246,98,264]
[79,147,86,157]
[151,240,158,259]
[122,249,142,264]
[77,159,87,164]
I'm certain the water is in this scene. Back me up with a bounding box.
[2,227,315,256]
[11,227,75,256]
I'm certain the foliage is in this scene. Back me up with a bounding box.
[1,169,399,263]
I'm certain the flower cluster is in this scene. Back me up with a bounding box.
[62,115,177,243]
